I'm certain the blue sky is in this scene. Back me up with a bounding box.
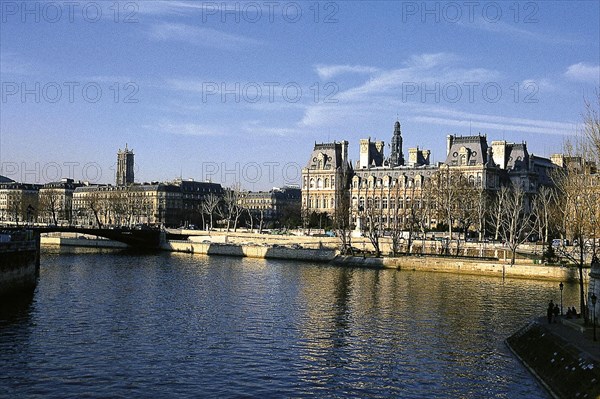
[1,0,599,189]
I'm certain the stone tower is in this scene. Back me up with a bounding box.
[390,120,404,167]
[116,144,134,186]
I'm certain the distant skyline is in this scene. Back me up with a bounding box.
[1,0,599,189]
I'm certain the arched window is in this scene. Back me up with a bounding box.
[383,197,388,209]
[324,178,329,188]
[359,196,365,210]
[375,197,380,209]
[309,178,315,189]
[330,197,334,208]
[317,178,323,189]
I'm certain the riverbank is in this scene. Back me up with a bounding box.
[40,232,129,249]
[0,233,39,296]
[506,316,600,399]
[163,240,336,262]
[37,231,587,282]
[41,235,128,249]
[331,255,586,282]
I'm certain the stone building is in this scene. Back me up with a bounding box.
[301,141,352,218]
[240,186,301,227]
[116,144,135,186]
[0,179,41,224]
[172,178,223,228]
[301,120,559,232]
[352,122,437,231]
[72,179,224,228]
[37,178,83,225]
[73,183,181,227]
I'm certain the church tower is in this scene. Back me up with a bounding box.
[390,120,404,167]
[116,144,134,186]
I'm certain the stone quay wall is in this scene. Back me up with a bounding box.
[0,237,40,296]
[164,240,336,262]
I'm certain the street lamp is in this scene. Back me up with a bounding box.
[592,293,597,342]
[559,282,564,315]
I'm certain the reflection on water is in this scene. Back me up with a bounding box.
[0,248,564,398]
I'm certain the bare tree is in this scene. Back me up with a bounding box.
[358,178,385,257]
[38,189,62,225]
[553,141,598,324]
[388,179,405,256]
[474,186,489,242]
[219,187,245,232]
[531,185,557,244]
[85,191,104,228]
[491,186,509,241]
[201,193,221,230]
[334,167,353,254]
[430,166,464,240]
[491,183,535,265]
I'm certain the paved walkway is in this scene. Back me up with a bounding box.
[535,315,600,361]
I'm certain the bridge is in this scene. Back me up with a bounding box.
[1,226,163,249]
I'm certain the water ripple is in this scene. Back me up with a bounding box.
[0,249,559,398]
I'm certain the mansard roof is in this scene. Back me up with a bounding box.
[445,134,489,165]
[306,141,349,171]
[505,143,529,171]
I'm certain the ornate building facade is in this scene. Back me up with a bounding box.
[301,120,558,232]
[301,141,351,220]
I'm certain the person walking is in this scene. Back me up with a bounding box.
[547,300,554,323]
[553,303,560,323]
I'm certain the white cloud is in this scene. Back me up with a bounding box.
[137,1,238,15]
[412,115,577,137]
[148,22,262,49]
[405,52,459,69]
[335,53,500,102]
[565,63,600,83]
[314,64,379,80]
[146,121,227,136]
[462,19,576,45]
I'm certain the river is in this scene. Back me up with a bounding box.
[1,247,580,398]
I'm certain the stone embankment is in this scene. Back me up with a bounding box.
[163,240,336,262]
[381,255,585,282]
[0,234,40,296]
[41,235,128,249]
[506,318,600,399]
[331,255,586,282]
[38,230,587,282]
